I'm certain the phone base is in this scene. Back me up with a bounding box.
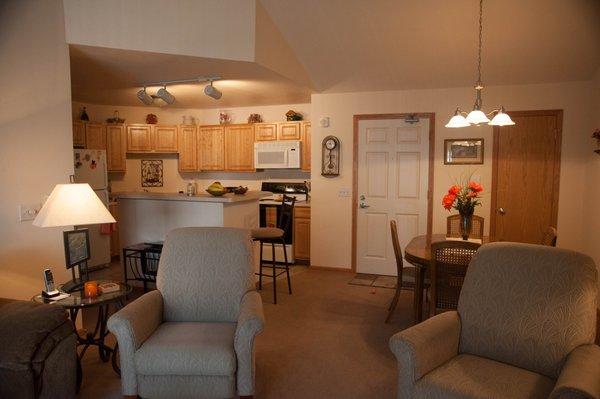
[42,290,61,298]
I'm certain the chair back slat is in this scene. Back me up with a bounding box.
[541,226,557,247]
[278,195,296,235]
[390,220,404,281]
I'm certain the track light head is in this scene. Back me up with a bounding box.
[156,86,175,105]
[137,88,153,105]
[204,82,222,100]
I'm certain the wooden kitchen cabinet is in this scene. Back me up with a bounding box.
[293,206,310,260]
[178,125,198,171]
[126,124,153,152]
[198,126,225,170]
[254,123,278,141]
[301,122,311,172]
[72,121,86,148]
[106,124,126,172]
[85,122,107,150]
[225,124,255,171]
[154,125,178,152]
[278,122,301,140]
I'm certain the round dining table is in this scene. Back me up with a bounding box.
[404,234,489,323]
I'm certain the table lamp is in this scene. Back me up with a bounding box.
[33,181,116,292]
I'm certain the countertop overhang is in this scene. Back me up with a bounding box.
[114,191,271,203]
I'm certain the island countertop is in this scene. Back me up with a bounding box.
[114,191,271,203]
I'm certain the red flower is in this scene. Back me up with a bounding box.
[448,185,461,196]
[442,194,456,211]
[467,191,478,198]
[468,181,483,193]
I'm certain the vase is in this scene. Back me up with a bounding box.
[459,213,473,240]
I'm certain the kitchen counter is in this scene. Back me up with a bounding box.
[114,191,271,203]
[295,201,311,208]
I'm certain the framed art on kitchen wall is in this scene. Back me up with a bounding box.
[141,160,163,187]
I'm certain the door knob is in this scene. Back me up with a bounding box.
[498,207,506,215]
[359,202,370,209]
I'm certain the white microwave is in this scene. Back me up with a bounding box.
[254,141,301,169]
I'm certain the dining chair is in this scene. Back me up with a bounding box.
[446,214,484,239]
[430,240,480,316]
[541,226,558,247]
[252,195,295,304]
[386,220,429,323]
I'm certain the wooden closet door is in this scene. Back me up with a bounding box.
[198,126,225,170]
[225,125,255,171]
[491,110,562,243]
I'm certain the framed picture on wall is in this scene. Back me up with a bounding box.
[444,138,484,165]
[141,160,163,187]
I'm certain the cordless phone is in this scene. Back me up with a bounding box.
[42,268,60,298]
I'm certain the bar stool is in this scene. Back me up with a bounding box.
[251,195,295,304]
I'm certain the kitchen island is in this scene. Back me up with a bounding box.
[115,191,270,248]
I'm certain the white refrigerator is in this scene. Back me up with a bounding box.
[73,149,111,270]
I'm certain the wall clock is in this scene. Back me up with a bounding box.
[321,135,340,176]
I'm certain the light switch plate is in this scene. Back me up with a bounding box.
[338,187,351,197]
[19,204,41,222]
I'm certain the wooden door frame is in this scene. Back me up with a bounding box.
[352,113,435,272]
[489,109,563,241]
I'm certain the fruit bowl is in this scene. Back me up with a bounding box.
[206,188,228,196]
[233,186,248,195]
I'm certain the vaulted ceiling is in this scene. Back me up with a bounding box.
[68,0,600,107]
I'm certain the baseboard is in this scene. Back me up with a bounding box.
[309,265,353,273]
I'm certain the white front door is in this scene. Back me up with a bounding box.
[356,117,430,275]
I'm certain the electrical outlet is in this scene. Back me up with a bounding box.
[338,188,351,197]
[19,204,41,222]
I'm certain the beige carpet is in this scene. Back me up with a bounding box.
[78,267,415,398]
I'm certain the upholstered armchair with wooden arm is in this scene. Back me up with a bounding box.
[390,242,599,399]
[108,227,265,399]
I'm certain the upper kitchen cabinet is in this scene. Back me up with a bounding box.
[153,125,178,152]
[225,124,255,171]
[254,123,277,141]
[277,122,301,140]
[106,124,127,172]
[126,124,153,152]
[72,121,86,148]
[85,122,107,150]
[178,125,197,172]
[301,122,311,172]
[198,126,225,171]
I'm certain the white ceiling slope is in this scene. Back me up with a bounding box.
[260,0,600,92]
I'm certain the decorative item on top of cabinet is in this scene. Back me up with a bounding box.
[254,123,277,141]
[285,110,303,121]
[293,206,310,261]
[225,124,255,171]
[146,113,158,124]
[127,124,153,152]
[106,110,125,124]
[153,125,178,152]
[72,120,86,148]
[178,125,197,172]
[593,128,600,155]
[301,122,311,172]
[85,122,107,150]
[321,135,340,176]
[219,111,232,125]
[106,124,126,172]
[80,107,89,121]
[198,126,225,171]
[278,122,301,140]
[247,113,262,123]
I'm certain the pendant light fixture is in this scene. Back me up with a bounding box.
[445,0,514,128]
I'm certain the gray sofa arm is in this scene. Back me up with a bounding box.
[550,344,600,399]
[389,311,461,398]
[234,291,265,396]
[107,290,163,396]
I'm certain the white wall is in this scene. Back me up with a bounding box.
[63,0,256,62]
[0,0,74,299]
[72,101,311,193]
[585,68,600,289]
[310,81,594,269]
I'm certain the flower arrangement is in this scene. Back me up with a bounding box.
[442,180,483,215]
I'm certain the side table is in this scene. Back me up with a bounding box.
[33,280,132,392]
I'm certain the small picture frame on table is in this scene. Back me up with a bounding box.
[444,138,484,165]
[63,228,91,268]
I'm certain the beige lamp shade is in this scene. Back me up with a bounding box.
[33,183,116,227]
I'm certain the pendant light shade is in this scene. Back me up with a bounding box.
[445,110,470,128]
[465,109,490,125]
[489,108,515,126]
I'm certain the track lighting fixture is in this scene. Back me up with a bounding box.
[204,81,222,100]
[136,87,153,106]
[156,86,175,104]
[136,76,222,105]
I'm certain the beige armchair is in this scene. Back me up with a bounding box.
[390,242,600,399]
[108,227,265,399]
